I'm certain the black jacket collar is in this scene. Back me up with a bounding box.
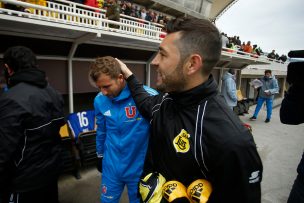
[168,75,218,107]
[8,68,47,88]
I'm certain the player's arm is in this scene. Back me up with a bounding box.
[227,79,237,102]
[94,100,106,158]
[116,58,160,119]
[269,78,279,95]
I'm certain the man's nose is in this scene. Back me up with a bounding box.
[151,55,159,67]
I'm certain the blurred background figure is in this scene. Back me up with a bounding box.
[221,68,237,110]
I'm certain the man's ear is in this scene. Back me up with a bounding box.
[185,54,203,76]
[118,73,125,82]
[4,64,14,76]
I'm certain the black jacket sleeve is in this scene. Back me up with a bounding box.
[0,98,27,193]
[126,75,161,119]
[280,85,304,125]
[205,99,262,203]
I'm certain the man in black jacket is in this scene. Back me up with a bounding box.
[0,46,65,203]
[117,17,263,202]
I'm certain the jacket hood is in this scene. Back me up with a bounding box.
[222,72,234,81]
[8,68,47,88]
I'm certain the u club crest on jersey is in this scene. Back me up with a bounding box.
[125,106,136,118]
[173,129,190,153]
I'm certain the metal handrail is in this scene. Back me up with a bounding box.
[222,47,284,64]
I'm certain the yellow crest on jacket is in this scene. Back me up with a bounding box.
[173,129,190,153]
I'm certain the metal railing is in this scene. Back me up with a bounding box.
[0,0,165,41]
[222,47,285,64]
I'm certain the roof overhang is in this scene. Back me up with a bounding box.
[218,51,270,70]
[0,14,160,51]
[209,0,238,21]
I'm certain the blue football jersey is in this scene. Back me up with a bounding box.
[67,110,95,141]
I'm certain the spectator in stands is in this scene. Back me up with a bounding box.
[232,36,238,45]
[117,17,262,203]
[250,69,279,123]
[159,19,165,26]
[278,54,287,62]
[124,1,132,16]
[96,0,103,9]
[221,32,229,48]
[275,53,280,60]
[240,41,245,50]
[227,38,237,51]
[243,41,253,53]
[236,36,241,46]
[252,44,262,56]
[84,0,98,9]
[120,2,126,14]
[145,10,153,22]
[0,46,64,203]
[140,7,146,20]
[106,0,120,29]
[158,13,164,23]
[221,68,238,110]
[89,56,157,203]
[237,41,245,55]
[134,5,141,18]
[267,50,276,59]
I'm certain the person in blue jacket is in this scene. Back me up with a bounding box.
[250,69,279,123]
[89,56,157,203]
[221,68,238,110]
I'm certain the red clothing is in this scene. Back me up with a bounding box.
[84,0,98,8]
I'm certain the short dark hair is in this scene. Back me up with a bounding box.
[3,46,38,72]
[265,69,272,74]
[89,56,121,82]
[228,68,235,75]
[166,17,222,74]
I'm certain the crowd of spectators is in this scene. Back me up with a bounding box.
[77,0,171,27]
[101,0,168,36]
[221,32,287,63]
[1,0,170,26]
[0,0,288,60]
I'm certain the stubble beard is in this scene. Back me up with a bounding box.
[156,62,186,93]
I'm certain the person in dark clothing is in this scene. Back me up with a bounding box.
[267,50,276,59]
[117,17,263,203]
[280,60,304,203]
[0,46,65,203]
[106,0,120,29]
[278,54,287,62]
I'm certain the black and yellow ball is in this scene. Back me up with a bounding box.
[186,179,212,203]
[162,181,191,203]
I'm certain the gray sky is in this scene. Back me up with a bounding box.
[216,0,304,56]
